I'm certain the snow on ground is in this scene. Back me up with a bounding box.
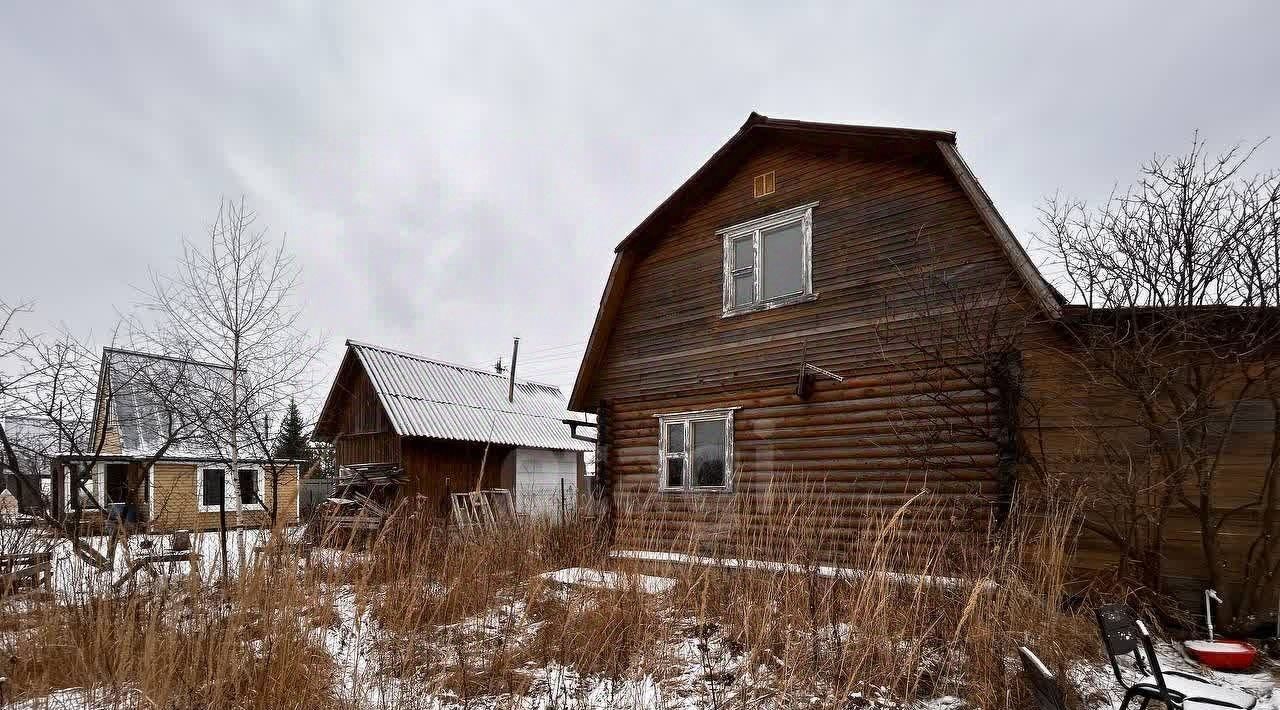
[540,567,676,594]
[38,527,299,600]
[610,549,995,591]
[6,533,1278,710]
[1071,639,1280,710]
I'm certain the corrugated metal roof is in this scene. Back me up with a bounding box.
[348,341,592,451]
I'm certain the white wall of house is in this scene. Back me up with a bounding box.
[512,448,577,520]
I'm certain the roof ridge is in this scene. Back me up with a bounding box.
[345,339,564,392]
[103,346,234,371]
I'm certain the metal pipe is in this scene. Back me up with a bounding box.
[1205,588,1223,641]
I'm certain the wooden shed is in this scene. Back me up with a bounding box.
[312,341,592,521]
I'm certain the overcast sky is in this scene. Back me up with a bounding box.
[3,2,1279,414]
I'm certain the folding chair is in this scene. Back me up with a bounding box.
[1019,646,1070,710]
[1095,604,1256,709]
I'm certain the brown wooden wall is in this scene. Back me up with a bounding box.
[330,364,401,468]
[399,439,513,516]
[1021,345,1279,605]
[323,358,513,517]
[585,136,1035,560]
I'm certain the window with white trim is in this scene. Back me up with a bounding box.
[720,202,816,316]
[657,409,735,492]
[197,465,265,512]
[63,463,102,512]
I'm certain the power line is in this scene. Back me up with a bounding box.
[519,340,586,356]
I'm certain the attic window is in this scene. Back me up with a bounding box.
[719,202,817,317]
[753,171,775,197]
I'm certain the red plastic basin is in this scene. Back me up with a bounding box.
[1184,639,1260,671]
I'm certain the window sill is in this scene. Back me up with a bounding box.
[197,504,266,514]
[657,487,734,495]
[722,291,818,319]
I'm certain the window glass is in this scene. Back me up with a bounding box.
[733,274,754,306]
[691,420,726,487]
[202,469,225,507]
[732,236,753,270]
[68,465,88,510]
[238,469,258,505]
[761,221,804,299]
[665,457,685,488]
[666,422,685,452]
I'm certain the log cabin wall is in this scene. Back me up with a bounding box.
[582,135,1045,564]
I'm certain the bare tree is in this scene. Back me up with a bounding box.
[140,198,320,572]
[1039,136,1280,629]
[0,302,211,567]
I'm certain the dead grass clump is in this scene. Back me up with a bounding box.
[526,587,666,678]
[0,487,1113,709]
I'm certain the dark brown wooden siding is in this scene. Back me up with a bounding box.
[323,358,513,517]
[330,364,402,469]
[586,137,1032,559]
[399,439,512,516]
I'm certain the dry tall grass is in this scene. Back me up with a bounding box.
[0,491,1099,709]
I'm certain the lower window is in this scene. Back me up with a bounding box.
[197,466,265,512]
[657,408,736,492]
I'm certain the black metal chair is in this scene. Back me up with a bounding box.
[1095,605,1256,709]
[1019,646,1070,710]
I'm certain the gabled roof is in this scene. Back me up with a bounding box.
[93,347,271,460]
[314,340,592,452]
[569,112,1064,410]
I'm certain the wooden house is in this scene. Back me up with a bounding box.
[0,415,65,515]
[51,348,300,532]
[312,341,592,520]
[567,113,1277,602]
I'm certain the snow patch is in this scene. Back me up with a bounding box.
[539,567,675,594]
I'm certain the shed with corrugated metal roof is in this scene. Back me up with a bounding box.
[313,340,591,519]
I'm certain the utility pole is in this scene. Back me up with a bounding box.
[507,337,520,403]
[478,336,519,495]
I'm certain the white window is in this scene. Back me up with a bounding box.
[656,408,736,492]
[196,465,265,513]
[720,202,817,316]
[63,463,104,512]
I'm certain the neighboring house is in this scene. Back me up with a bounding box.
[50,348,300,532]
[567,113,1274,602]
[0,415,70,515]
[312,341,592,519]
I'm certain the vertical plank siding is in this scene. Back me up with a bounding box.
[322,357,512,516]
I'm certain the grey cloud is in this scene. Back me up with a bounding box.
[3,1,1280,402]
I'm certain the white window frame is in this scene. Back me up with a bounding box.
[63,462,105,512]
[655,408,737,493]
[196,464,265,513]
[719,201,818,317]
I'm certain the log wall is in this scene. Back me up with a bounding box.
[584,137,1034,560]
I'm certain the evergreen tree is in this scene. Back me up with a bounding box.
[274,399,310,465]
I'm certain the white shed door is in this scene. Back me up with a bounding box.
[514,449,576,519]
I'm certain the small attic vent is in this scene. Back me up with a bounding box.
[753,171,775,198]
